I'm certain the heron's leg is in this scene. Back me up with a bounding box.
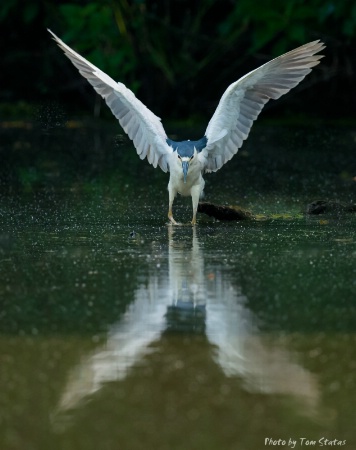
[191,185,201,225]
[168,185,178,225]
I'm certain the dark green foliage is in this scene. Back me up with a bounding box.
[1,0,356,120]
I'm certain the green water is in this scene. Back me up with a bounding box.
[0,122,355,449]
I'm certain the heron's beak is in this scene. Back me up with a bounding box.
[181,161,189,183]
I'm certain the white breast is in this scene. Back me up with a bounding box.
[168,154,204,197]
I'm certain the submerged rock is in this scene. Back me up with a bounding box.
[198,199,356,221]
[306,200,356,215]
[198,202,253,221]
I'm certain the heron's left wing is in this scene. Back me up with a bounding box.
[199,40,325,172]
[48,30,172,172]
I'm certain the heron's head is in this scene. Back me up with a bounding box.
[166,138,207,184]
[177,150,196,183]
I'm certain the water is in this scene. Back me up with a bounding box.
[0,121,355,449]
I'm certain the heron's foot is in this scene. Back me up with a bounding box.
[191,217,197,226]
[168,221,183,226]
[168,213,179,225]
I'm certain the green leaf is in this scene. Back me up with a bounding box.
[0,0,16,21]
[22,2,39,23]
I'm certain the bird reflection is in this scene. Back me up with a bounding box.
[55,228,319,419]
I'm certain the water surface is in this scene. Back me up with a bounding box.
[0,121,355,449]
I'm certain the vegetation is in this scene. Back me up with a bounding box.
[1,0,356,120]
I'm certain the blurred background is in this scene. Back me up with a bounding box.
[1,0,356,123]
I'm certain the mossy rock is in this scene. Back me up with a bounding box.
[306,200,356,215]
[198,202,253,221]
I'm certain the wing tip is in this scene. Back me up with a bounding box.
[47,28,57,40]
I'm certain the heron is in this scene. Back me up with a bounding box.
[48,30,324,225]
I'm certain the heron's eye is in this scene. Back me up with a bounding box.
[190,155,194,160]
[178,155,181,160]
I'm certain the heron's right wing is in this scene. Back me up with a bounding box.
[49,30,172,172]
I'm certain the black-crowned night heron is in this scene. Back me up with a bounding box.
[49,30,324,225]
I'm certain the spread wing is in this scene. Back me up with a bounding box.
[48,30,172,172]
[199,40,325,172]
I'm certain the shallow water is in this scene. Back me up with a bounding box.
[0,121,355,449]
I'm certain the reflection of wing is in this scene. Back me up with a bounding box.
[205,273,254,373]
[48,30,172,172]
[205,272,318,409]
[57,284,168,412]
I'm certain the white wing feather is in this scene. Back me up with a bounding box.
[48,30,172,172]
[200,40,325,172]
